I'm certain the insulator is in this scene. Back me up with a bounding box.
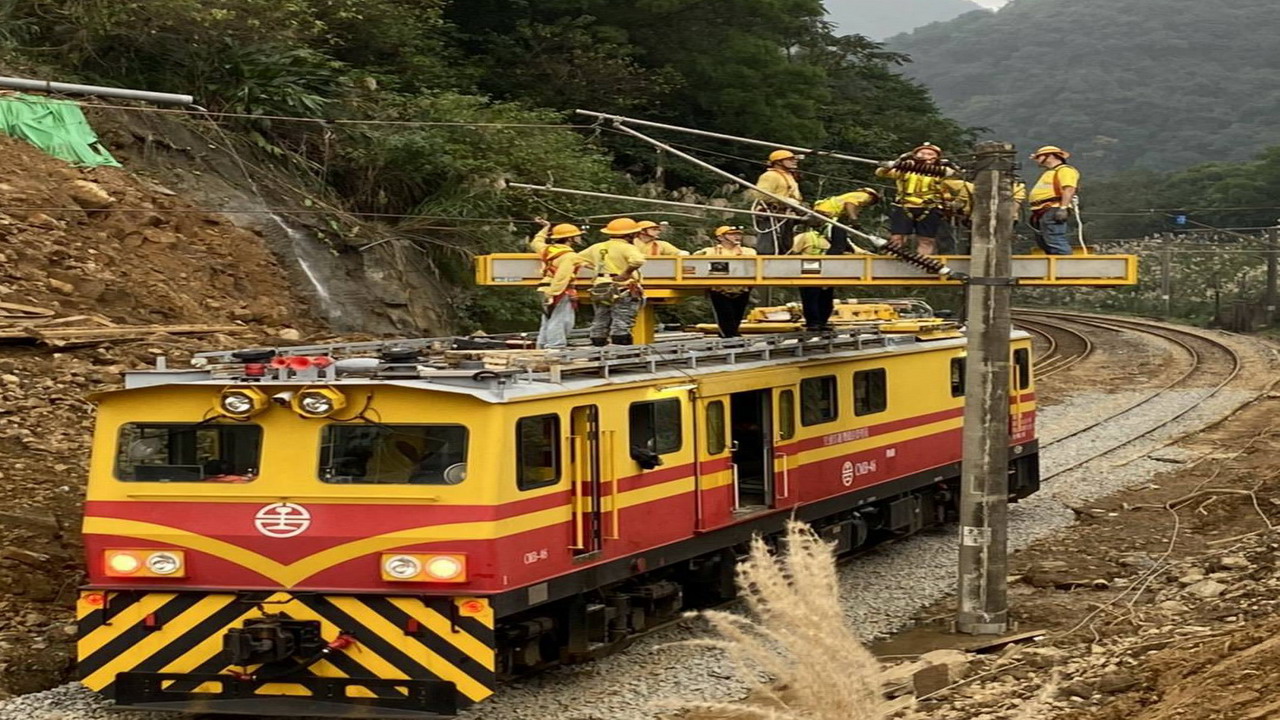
[890,159,954,178]
[879,245,952,276]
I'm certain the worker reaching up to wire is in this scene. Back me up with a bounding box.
[812,188,880,254]
[581,218,648,347]
[875,143,958,257]
[1028,146,1080,255]
[530,218,590,349]
[750,149,804,255]
[693,226,757,338]
[633,220,689,256]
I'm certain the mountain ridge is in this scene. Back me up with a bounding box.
[886,0,1280,174]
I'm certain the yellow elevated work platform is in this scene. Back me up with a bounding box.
[475,254,1138,288]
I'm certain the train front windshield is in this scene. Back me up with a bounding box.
[115,423,262,483]
[319,424,469,485]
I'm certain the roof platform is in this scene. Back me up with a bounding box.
[475,253,1138,288]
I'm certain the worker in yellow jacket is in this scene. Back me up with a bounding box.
[875,143,957,256]
[751,149,804,255]
[580,218,648,346]
[813,187,881,254]
[693,226,757,337]
[1027,145,1080,255]
[633,220,689,256]
[790,220,837,332]
[529,219,590,349]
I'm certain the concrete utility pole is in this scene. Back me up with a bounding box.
[1265,230,1278,327]
[957,141,1017,636]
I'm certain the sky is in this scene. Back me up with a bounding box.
[971,0,1009,6]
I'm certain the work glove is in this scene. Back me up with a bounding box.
[1052,207,1071,222]
[877,160,897,169]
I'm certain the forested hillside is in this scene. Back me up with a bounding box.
[825,0,984,40]
[888,0,1280,174]
[0,0,966,329]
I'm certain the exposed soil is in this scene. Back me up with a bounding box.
[894,386,1280,719]
[0,134,319,697]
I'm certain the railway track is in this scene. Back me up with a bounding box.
[1017,315,1093,378]
[1015,310,1245,480]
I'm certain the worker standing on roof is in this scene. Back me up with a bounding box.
[813,188,880,254]
[633,221,689,256]
[751,150,804,255]
[1028,146,1080,255]
[876,143,957,257]
[581,218,648,347]
[693,226,757,338]
[530,219,590,349]
[790,219,836,332]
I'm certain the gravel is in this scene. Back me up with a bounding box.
[6,336,1274,720]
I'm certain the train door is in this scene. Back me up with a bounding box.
[1010,347,1032,441]
[569,405,604,558]
[772,386,800,510]
[729,389,775,513]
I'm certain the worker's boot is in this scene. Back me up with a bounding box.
[610,335,633,346]
[590,337,608,347]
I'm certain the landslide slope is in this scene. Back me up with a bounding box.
[0,134,315,696]
[887,0,1280,174]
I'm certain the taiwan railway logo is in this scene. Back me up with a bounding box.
[254,502,312,538]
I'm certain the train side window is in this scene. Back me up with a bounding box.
[115,423,262,483]
[853,369,888,416]
[1013,348,1031,390]
[516,414,561,491]
[950,358,966,397]
[706,401,727,455]
[629,399,683,457]
[800,376,838,426]
[320,424,469,485]
[778,390,796,440]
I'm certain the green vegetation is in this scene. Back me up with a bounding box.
[0,0,969,330]
[887,0,1280,174]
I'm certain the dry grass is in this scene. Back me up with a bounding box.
[668,521,892,720]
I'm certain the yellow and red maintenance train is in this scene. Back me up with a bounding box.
[77,319,1039,717]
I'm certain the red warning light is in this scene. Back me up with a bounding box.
[84,592,107,607]
[287,356,314,371]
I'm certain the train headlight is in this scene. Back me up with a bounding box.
[291,386,347,418]
[104,549,187,578]
[218,387,269,419]
[146,552,183,576]
[425,555,466,582]
[383,555,423,580]
[105,551,142,576]
[380,553,467,583]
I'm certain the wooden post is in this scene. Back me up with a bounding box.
[956,141,1016,636]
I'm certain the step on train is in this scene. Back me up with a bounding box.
[76,306,1039,717]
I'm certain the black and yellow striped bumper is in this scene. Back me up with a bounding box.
[77,591,496,718]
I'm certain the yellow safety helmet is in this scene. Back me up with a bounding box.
[1032,145,1071,159]
[549,223,584,240]
[634,220,661,231]
[601,217,641,236]
[714,225,744,237]
[860,187,882,203]
[768,149,798,163]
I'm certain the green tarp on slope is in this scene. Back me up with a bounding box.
[0,92,120,167]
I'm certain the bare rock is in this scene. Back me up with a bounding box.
[913,649,971,697]
[67,180,116,209]
[1185,579,1227,599]
[277,328,303,341]
[1218,556,1251,570]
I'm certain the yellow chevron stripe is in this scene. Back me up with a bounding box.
[387,598,494,672]
[82,594,236,690]
[328,597,490,703]
[78,593,177,659]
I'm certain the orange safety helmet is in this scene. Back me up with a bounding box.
[1031,145,1071,159]
[549,223,585,240]
[912,143,944,156]
[634,220,661,231]
[768,149,799,163]
[601,217,641,236]
[860,187,882,203]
